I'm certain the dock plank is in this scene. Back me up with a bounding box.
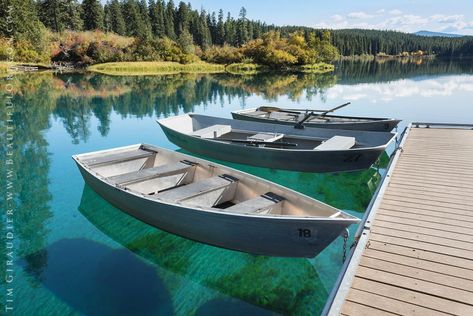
[335,126,473,316]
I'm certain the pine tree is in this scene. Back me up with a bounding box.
[224,12,236,45]
[195,9,211,48]
[81,0,104,30]
[217,9,225,45]
[138,0,152,37]
[149,0,165,37]
[164,0,176,39]
[38,0,66,32]
[122,0,148,39]
[108,0,126,35]
[64,0,82,30]
[178,27,194,54]
[0,0,44,41]
[175,1,189,36]
[236,7,249,46]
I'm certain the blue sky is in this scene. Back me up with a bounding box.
[146,0,473,35]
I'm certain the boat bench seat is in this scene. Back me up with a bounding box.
[81,148,155,166]
[249,110,269,117]
[191,124,232,139]
[314,136,355,150]
[225,192,285,215]
[107,161,196,185]
[269,112,297,121]
[157,174,239,208]
[247,132,284,143]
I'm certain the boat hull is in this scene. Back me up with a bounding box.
[232,110,401,132]
[76,162,350,258]
[160,125,387,172]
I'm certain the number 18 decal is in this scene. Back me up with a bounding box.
[298,229,311,238]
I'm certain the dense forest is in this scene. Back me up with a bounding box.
[0,0,472,68]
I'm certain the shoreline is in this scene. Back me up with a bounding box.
[1,61,335,76]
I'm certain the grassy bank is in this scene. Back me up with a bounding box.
[88,61,335,76]
[88,61,225,76]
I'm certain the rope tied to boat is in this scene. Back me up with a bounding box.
[342,228,349,263]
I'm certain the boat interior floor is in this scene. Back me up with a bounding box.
[89,148,285,215]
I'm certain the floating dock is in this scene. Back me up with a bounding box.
[323,123,473,316]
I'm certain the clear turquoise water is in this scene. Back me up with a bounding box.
[1,59,473,315]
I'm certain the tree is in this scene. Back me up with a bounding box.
[0,0,49,61]
[81,0,104,30]
[175,1,189,36]
[216,9,225,45]
[237,7,249,46]
[64,0,83,30]
[38,0,81,32]
[149,0,165,38]
[38,0,67,32]
[164,0,176,39]
[108,0,126,35]
[138,0,152,37]
[178,28,194,54]
[224,12,236,45]
[122,0,149,39]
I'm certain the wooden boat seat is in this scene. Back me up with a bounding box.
[191,124,232,138]
[156,174,239,207]
[247,132,284,143]
[107,160,196,185]
[81,148,154,166]
[314,136,355,150]
[224,192,284,215]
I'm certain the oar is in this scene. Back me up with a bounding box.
[294,102,351,129]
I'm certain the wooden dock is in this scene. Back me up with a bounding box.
[324,124,473,316]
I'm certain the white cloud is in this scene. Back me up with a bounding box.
[389,9,403,15]
[347,11,374,19]
[331,14,344,23]
[312,9,473,35]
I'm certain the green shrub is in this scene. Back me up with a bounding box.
[202,45,243,64]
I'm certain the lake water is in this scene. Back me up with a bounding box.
[1,59,473,315]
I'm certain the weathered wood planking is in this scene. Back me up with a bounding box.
[340,127,473,316]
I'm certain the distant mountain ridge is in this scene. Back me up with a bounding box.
[414,30,464,38]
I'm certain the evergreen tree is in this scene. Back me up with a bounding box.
[149,0,165,37]
[38,0,81,32]
[164,0,176,39]
[0,0,46,49]
[122,0,149,39]
[237,7,249,46]
[224,12,236,45]
[104,2,111,32]
[178,27,194,54]
[108,0,126,35]
[195,9,211,48]
[175,1,189,36]
[217,9,225,45]
[81,0,104,30]
[38,0,66,32]
[64,0,82,30]
[138,0,152,37]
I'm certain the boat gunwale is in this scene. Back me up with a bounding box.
[157,114,397,153]
[73,144,359,223]
[232,107,400,123]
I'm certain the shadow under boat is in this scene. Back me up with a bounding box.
[77,184,331,315]
[20,238,173,316]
